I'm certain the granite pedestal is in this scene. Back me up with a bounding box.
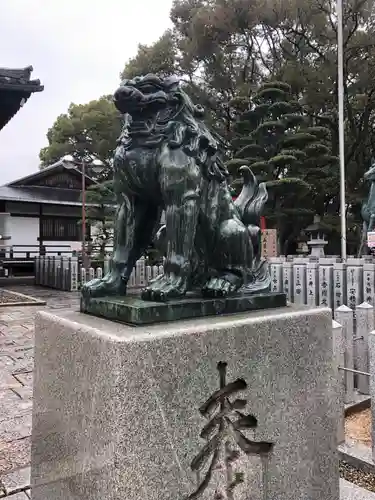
[31,306,339,500]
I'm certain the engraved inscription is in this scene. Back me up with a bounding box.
[187,362,274,500]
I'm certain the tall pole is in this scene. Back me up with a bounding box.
[81,159,87,269]
[337,0,347,260]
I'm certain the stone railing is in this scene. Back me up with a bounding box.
[35,255,375,308]
[34,256,163,292]
[333,303,373,444]
[269,256,375,311]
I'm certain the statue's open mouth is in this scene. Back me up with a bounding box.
[114,81,169,116]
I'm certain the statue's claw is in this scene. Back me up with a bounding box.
[81,273,126,298]
[141,273,187,302]
[201,276,239,298]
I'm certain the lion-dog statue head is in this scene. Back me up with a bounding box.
[113,73,228,182]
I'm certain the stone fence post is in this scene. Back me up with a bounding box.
[346,262,364,309]
[335,305,354,403]
[356,302,374,394]
[70,257,78,292]
[270,263,283,293]
[363,262,375,306]
[333,262,346,310]
[319,264,333,308]
[81,267,86,287]
[368,331,375,461]
[293,263,306,305]
[283,261,293,302]
[332,320,345,444]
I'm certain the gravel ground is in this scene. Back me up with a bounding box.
[339,409,375,492]
[340,461,375,492]
[346,408,372,446]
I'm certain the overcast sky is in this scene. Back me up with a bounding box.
[0,0,172,184]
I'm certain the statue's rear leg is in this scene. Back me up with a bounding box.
[201,185,254,297]
[358,220,368,257]
[82,197,159,297]
[201,217,253,297]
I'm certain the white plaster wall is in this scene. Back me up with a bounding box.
[2,217,79,257]
[43,241,80,256]
[7,217,39,257]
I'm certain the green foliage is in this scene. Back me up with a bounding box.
[40,96,122,167]
[307,127,331,140]
[261,82,291,93]
[255,87,287,102]
[282,114,306,127]
[304,143,330,156]
[39,97,122,252]
[236,144,266,158]
[281,149,307,161]
[269,101,294,117]
[254,121,286,136]
[121,31,178,80]
[282,133,317,148]
[229,80,335,248]
[270,154,298,167]
[85,180,116,258]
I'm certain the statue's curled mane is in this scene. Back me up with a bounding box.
[162,89,229,182]
[122,83,229,182]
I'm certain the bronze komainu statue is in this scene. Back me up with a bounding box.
[82,74,270,301]
[359,160,375,256]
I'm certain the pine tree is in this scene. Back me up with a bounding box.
[228,81,336,254]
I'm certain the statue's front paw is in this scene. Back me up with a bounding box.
[201,276,239,298]
[81,275,126,298]
[81,278,102,297]
[141,274,187,302]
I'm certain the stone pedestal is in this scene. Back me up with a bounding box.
[31,306,339,500]
[80,292,286,325]
[307,238,328,258]
[369,331,375,462]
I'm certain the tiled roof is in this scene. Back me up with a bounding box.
[0,66,44,131]
[0,185,84,206]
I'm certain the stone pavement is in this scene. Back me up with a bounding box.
[341,478,375,499]
[0,285,79,498]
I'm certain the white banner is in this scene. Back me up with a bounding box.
[367,231,375,248]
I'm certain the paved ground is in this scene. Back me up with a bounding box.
[341,478,375,499]
[0,285,79,497]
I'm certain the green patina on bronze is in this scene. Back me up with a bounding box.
[80,73,285,320]
[359,159,375,256]
[80,292,287,326]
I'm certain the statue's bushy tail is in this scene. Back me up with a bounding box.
[234,166,271,293]
[234,166,268,227]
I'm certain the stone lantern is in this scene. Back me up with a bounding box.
[304,215,329,258]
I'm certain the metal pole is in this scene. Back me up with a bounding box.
[338,366,370,377]
[337,0,347,260]
[81,160,87,269]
